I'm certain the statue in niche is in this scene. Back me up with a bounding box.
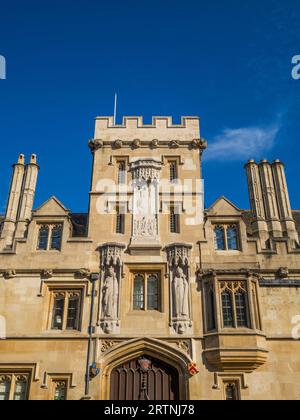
[102,266,118,320]
[173,266,189,319]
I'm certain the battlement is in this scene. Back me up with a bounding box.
[94,116,200,142]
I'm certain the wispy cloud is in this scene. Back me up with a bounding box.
[204,124,280,161]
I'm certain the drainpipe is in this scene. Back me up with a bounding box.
[84,273,99,398]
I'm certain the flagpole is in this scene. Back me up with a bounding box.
[114,93,117,125]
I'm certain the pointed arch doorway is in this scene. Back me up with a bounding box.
[101,337,191,400]
[110,355,179,401]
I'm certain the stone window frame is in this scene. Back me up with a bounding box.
[46,286,85,332]
[0,370,32,400]
[36,223,63,252]
[130,269,162,313]
[213,223,241,251]
[202,274,262,334]
[51,378,69,400]
[162,156,183,184]
[213,372,248,401]
[41,372,76,400]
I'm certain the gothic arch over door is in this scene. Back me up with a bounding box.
[110,355,179,401]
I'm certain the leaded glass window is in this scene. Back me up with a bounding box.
[116,204,125,234]
[133,275,145,310]
[66,296,80,330]
[235,290,248,327]
[37,224,63,251]
[222,290,234,327]
[147,275,159,310]
[169,161,178,182]
[53,380,67,400]
[133,272,161,311]
[51,291,82,331]
[214,226,225,250]
[227,226,238,250]
[170,205,180,233]
[50,225,62,250]
[0,379,10,400]
[52,295,65,330]
[37,226,49,250]
[13,378,28,400]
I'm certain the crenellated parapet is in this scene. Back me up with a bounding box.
[89,116,207,151]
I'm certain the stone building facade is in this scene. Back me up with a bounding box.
[1,116,300,400]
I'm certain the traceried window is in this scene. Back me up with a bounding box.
[133,272,160,311]
[170,204,180,234]
[117,161,126,184]
[214,225,239,251]
[53,380,68,400]
[203,278,260,333]
[51,290,82,331]
[0,374,29,400]
[220,281,249,329]
[37,224,63,251]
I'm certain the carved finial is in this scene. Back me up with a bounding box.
[17,154,25,164]
[30,154,37,164]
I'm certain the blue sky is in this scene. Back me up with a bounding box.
[0,0,300,213]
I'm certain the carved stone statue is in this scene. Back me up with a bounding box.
[172,266,189,319]
[102,266,118,320]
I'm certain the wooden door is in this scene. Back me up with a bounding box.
[110,355,179,400]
